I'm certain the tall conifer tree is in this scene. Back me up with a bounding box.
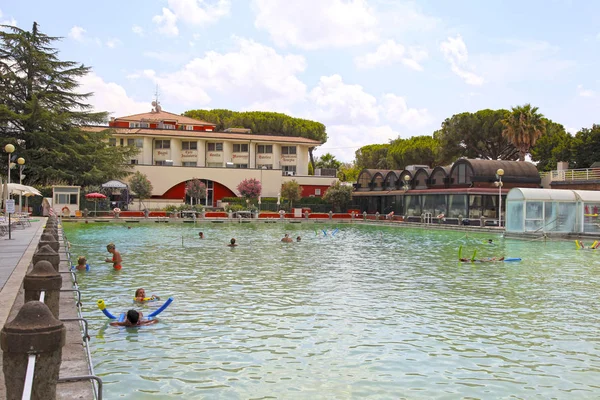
[0,22,136,185]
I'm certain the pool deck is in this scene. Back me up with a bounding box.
[0,218,94,399]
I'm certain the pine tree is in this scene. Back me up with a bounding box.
[0,22,137,185]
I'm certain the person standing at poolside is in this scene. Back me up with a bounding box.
[105,243,122,270]
[281,233,293,243]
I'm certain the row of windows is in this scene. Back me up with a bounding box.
[145,161,280,169]
[129,122,196,131]
[110,138,297,154]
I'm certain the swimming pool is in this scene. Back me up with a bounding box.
[63,222,600,399]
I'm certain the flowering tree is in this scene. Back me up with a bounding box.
[237,178,262,200]
[185,179,206,205]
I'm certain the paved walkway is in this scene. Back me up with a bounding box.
[0,218,45,327]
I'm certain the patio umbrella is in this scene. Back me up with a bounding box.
[85,192,107,216]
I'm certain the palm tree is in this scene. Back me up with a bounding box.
[502,104,546,161]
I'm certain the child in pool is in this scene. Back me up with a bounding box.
[134,288,160,302]
[110,310,158,327]
[75,256,89,271]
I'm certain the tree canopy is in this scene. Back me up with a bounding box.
[529,120,572,171]
[0,22,137,186]
[184,109,327,169]
[434,109,517,162]
[315,153,342,170]
[129,171,153,209]
[570,124,600,169]
[280,180,302,209]
[502,104,546,161]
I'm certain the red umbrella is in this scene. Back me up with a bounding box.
[85,192,107,216]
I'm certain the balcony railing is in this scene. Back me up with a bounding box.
[550,168,600,182]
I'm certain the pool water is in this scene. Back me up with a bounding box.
[63,223,600,399]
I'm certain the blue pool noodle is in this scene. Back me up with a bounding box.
[147,297,174,318]
[332,228,339,236]
[118,313,125,322]
[101,308,117,320]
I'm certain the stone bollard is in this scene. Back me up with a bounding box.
[43,228,59,241]
[376,212,380,221]
[1,301,66,400]
[32,245,60,272]
[38,233,60,252]
[329,211,333,220]
[24,261,63,318]
[363,211,367,221]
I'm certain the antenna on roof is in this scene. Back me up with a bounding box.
[152,85,162,113]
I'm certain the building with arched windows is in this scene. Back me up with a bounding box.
[84,106,337,209]
[352,159,541,226]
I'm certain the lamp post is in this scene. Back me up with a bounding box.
[4,144,14,185]
[495,168,504,227]
[17,157,25,213]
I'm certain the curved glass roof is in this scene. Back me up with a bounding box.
[507,188,600,202]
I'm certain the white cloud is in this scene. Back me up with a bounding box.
[308,74,379,125]
[440,34,484,86]
[105,38,122,49]
[132,25,144,36]
[141,37,307,107]
[577,84,595,97]
[355,40,428,71]
[153,8,179,37]
[316,124,400,162]
[381,93,432,127]
[0,9,16,26]
[153,0,231,37]
[472,40,574,83]
[79,72,150,117]
[253,0,378,49]
[68,26,86,42]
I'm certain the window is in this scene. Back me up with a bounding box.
[130,159,138,165]
[54,193,78,205]
[108,138,116,147]
[128,122,149,128]
[120,138,124,146]
[161,123,175,130]
[234,164,248,169]
[282,165,296,175]
[259,164,273,169]
[233,143,249,152]
[315,189,321,195]
[127,139,143,148]
[182,141,197,150]
[182,161,197,167]
[155,140,170,149]
[207,162,222,167]
[257,144,273,153]
[281,146,297,155]
[180,125,194,131]
[207,142,223,151]
[154,160,172,166]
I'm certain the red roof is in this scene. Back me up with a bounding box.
[114,110,216,126]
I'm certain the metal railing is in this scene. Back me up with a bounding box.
[59,225,102,400]
[22,290,46,399]
[550,168,600,182]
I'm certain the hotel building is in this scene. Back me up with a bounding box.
[85,106,337,209]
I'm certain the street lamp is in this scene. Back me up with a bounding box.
[403,174,411,190]
[17,157,25,213]
[4,144,15,185]
[495,168,504,227]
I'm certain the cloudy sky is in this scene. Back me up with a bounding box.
[2,1,599,161]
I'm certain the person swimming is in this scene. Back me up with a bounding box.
[75,256,89,271]
[228,238,237,247]
[199,232,204,239]
[110,309,158,327]
[281,233,293,243]
[134,288,160,302]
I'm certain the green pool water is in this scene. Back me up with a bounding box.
[62,222,600,399]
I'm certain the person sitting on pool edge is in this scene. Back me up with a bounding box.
[105,243,122,270]
[134,288,160,302]
[228,238,238,247]
[110,309,158,327]
[281,233,293,243]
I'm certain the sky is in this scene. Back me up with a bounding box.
[2,0,599,162]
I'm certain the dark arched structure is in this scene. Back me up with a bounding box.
[429,166,450,188]
[351,159,542,224]
[413,168,432,190]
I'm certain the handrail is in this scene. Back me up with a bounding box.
[62,231,100,400]
[550,168,600,182]
[60,318,90,341]
[21,291,47,399]
[57,376,103,400]
[60,289,82,307]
